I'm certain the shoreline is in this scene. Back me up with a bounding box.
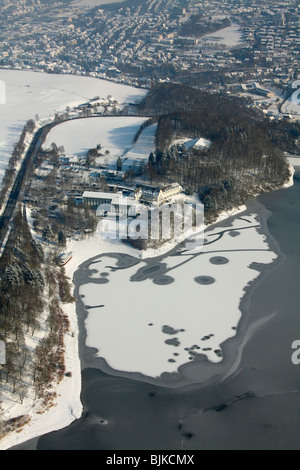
[0,166,295,450]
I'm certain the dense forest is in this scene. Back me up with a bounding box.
[138,83,298,221]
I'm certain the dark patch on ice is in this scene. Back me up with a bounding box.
[201,334,214,341]
[209,256,229,265]
[162,325,185,335]
[162,325,180,335]
[130,262,169,283]
[89,260,102,265]
[89,269,99,274]
[238,217,252,223]
[153,275,174,285]
[194,275,215,285]
[143,265,163,275]
[165,338,180,347]
[85,305,105,310]
[228,231,241,237]
[96,277,109,284]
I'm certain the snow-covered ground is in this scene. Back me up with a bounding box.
[121,123,157,171]
[0,69,146,185]
[42,117,156,169]
[0,299,83,451]
[202,23,243,47]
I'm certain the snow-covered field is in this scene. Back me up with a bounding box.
[42,117,156,169]
[78,214,277,378]
[120,123,157,171]
[202,24,243,47]
[0,69,146,184]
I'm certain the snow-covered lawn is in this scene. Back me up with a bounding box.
[0,69,146,184]
[42,117,156,169]
[202,23,243,47]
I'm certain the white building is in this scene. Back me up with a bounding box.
[82,191,138,216]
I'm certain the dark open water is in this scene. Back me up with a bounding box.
[13,169,300,450]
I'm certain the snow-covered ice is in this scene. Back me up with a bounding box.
[78,213,277,378]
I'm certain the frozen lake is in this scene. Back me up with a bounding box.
[78,213,276,378]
